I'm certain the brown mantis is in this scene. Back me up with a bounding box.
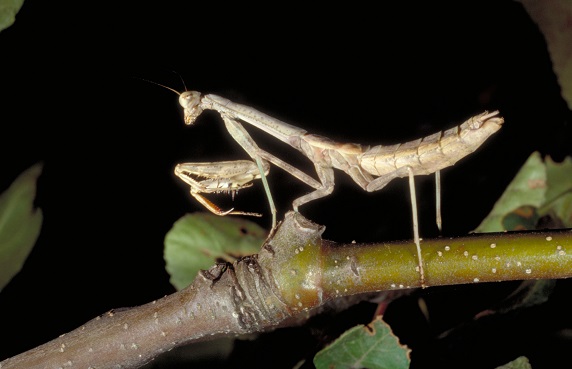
[167,86,504,286]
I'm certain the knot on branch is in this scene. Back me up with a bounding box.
[184,212,327,335]
[232,255,292,330]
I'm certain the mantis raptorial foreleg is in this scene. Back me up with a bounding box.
[175,159,270,217]
[157,82,504,286]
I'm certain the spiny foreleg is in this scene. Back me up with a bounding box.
[175,160,269,217]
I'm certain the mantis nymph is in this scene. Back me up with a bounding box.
[167,86,504,286]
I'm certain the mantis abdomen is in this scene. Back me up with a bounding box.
[359,110,504,179]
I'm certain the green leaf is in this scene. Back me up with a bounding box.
[493,279,556,314]
[0,0,25,32]
[164,212,267,290]
[495,356,532,369]
[0,163,43,291]
[517,0,572,110]
[314,316,411,369]
[476,152,572,232]
[475,152,547,232]
[543,155,572,227]
[501,205,540,231]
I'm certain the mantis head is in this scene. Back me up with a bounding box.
[178,91,203,125]
[138,77,203,125]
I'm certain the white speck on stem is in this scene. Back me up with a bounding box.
[546,236,553,241]
[472,255,478,260]
[444,245,450,251]
[492,268,497,273]
[525,269,532,274]
[473,278,480,283]
[463,251,469,257]
[437,251,443,257]
[490,243,497,248]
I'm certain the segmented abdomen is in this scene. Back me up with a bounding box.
[359,111,504,177]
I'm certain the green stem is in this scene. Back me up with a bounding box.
[266,212,572,310]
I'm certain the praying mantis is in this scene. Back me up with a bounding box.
[166,85,504,286]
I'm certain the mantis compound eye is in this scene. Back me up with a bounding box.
[179,91,202,109]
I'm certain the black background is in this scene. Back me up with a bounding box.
[1,1,571,368]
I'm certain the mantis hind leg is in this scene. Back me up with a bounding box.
[407,166,426,288]
[435,170,442,234]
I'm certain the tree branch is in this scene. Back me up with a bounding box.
[2,211,571,368]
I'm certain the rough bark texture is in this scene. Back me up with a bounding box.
[0,212,320,369]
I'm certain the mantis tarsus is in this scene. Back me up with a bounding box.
[166,86,504,286]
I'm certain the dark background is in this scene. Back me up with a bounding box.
[1,1,571,368]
